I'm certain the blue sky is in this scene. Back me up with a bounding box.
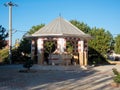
[0,0,120,45]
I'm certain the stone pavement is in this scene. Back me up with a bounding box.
[0,64,120,90]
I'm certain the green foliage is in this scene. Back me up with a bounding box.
[0,48,9,63]
[18,24,45,55]
[66,41,74,53]
[70,20,113,56]
[70,20,112,65]
[0,48,31,64]
[115,34,120,54]
[18,38,31,55]
[110,39,115,50]
[23,59,33,70]
[113,75,120,83]
[12,48,25,64]
[9,24,45,64]
[44,41,56,54]
[0,48,32,64]
[27,24,45,35]
[70,20,91,33]
[112,68,120,76]
[88,28,112,65]
[88,47,108,65]
[0,25,8,49]
[112,68,120,83]
[89,27,113,55]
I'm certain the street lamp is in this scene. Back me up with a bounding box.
[4,1,17,64]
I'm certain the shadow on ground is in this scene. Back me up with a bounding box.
[0,65,118,90]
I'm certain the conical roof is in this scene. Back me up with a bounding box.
[30,17,91,39]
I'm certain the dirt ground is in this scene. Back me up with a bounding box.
[0,64,120,90]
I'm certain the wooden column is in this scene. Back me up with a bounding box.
[78,40,84,66]
[84,41,88,66]
[57,38,66,54]
[79,52,84,65]
[84,51,87,66]
[37,38,44,64]
[31,40,35,60]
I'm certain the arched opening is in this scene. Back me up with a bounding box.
[66,40,79,64]
[66,41,74,53]
[43,40,57,64]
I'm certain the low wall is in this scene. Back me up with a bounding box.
[108,60,120,65]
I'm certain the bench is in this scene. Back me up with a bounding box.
[49,54,72,65]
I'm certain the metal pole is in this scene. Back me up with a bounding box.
[4,1,17,64]
[9,5,12,64]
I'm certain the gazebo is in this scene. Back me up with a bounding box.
[26,17,91,66]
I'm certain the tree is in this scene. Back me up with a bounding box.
[89,27,113,55]
[18,24,45,55]
[27,24,45,35]
[66,41,74,53]
[114,34,120,54]
[18,38,31,55]
[70,20,91,33]
[70,20,113,64]
[88,27,113,65]
[11,24,45,64]
[44,41,56,54]
[20,24,45,53]
[0,25,8,49]
[0,48,9,63]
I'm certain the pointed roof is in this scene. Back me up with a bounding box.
[28,17,91,39]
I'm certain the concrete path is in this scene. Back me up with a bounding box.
[0,64,120,90]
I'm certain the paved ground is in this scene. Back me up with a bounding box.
[0,64,120,90]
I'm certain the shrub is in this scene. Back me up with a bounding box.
[23,59,33,71]
[112,68,120,84]
[12,49,24,64]
[0,48,9,63]
[113,75,120,83]
[88,54,108,65]
[12,49,31,64]
[112,68,120,76]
